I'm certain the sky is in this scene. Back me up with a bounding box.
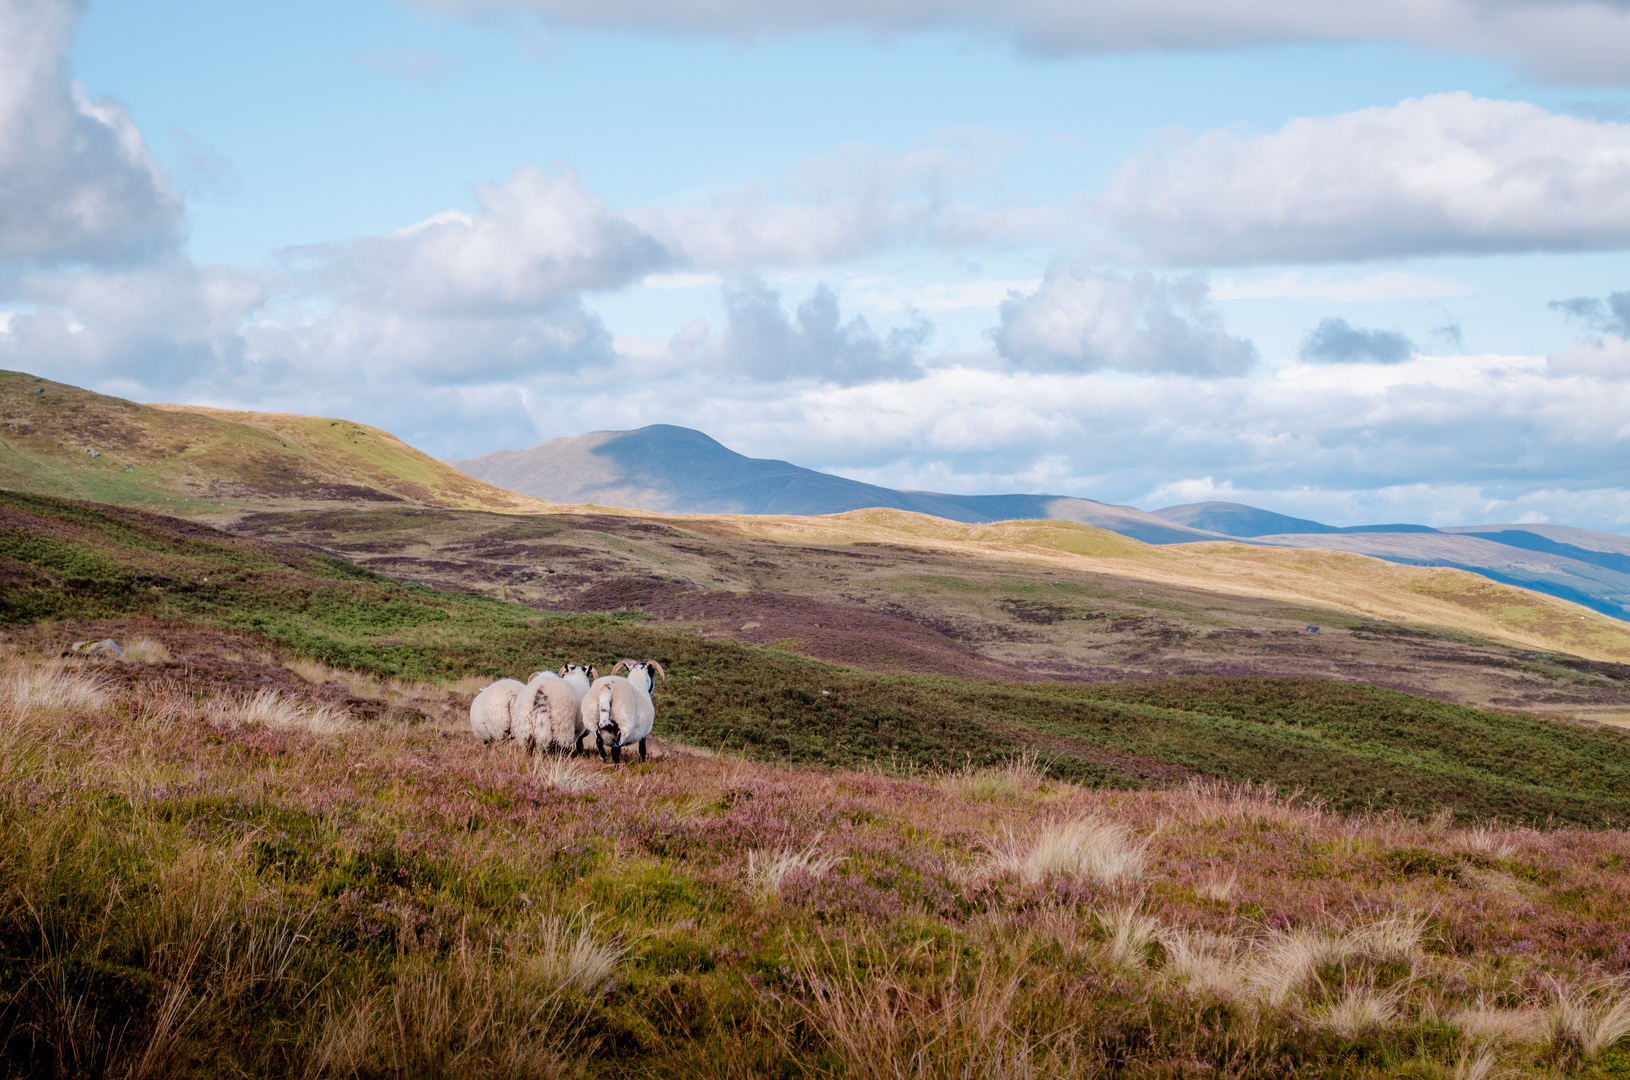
[4,0,1630,530]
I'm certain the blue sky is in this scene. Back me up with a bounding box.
[6,0,1630,529]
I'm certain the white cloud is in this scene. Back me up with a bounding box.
[0,0,182,265]
[687,278,930,385]
[1096,93,1630,265]
[405,0,1630,85]
[628,140,1062,272]
[1211,271,1474,302]
[992,267,1258,376]
[319,166,669,316]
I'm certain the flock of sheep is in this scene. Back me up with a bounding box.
[469,659,667,763]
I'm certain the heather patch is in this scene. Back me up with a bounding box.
[2,647,1630,1077]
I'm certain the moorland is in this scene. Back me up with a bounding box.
[3,370,1630,1076]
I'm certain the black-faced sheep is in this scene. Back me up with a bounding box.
[512,665,596,754]
[580,659,665,763]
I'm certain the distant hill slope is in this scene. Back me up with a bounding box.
[451,425,1216,544]
[455,430,1630,620]
[0,370,547,514]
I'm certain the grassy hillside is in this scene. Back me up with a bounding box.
[0,369,550,513]
[4,646,1630,1078]
[724,509,1630,664]
[5,488,1630,827]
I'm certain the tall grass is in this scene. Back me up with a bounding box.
[984,815,1145,885]
[3,640,1629,1078]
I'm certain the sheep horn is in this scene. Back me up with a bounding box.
[588,666,599,680]
[646,660,667,682]
[557,665,568,678]
[613,659,633,673]
[528,672,545,682]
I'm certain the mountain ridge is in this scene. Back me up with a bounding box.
[453,425,1630,619]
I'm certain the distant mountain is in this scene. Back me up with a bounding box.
[1152,501,1439,537]
[1152,501,1340,536]
[450,425,1218,544]
[454,429,1630,620]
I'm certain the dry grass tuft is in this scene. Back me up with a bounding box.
[985,816,1145,886]
[122,637,173,664]
[1158,928,1248,999]
[1,663,112,718]
[785,938,1086,1079]
[1452,1004,1553,1044]
[1196,871,1237,902]
[939,750,1049,801]
[520,912,626,998]
[530,754,606,793]
[1552,979,1630,1058]
[746,841,846,898]
[1454,826,1519,860]
[1318,985,1401,1037]
[1184,778,1321,828]
[1451,1046,1506,1080]
[1097,906,1163,971]
[205,689,353,734]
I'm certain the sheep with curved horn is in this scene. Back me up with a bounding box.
[580,659,665,764]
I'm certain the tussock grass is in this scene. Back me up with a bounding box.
[938,749,1049,801]
[205,688,354,734]
[1552,979,1630,1059]
[0,662,111,717]
[1097,905,1162,971]
[123,636,173,664]
[530,753,606,792]
[1453,1003,1554,1044]
[1318,984,1403,1037]
[984,815,1145,886]
[746,840,845,898]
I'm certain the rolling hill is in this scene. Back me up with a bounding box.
[0,369,552,515]
[454,425,1630,619]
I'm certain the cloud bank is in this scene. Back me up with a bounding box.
[1096,94,1630,265]
[404,0,1630,84]
[993,268,1258,376]
[0,0,181,265]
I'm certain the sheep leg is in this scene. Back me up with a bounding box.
[611,743,623,765]
[596,730,607,762]
[573,732,586,756]
[638,738,647,762]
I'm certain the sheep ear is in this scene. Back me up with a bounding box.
[647,660,667,682]
[588,666,599,680]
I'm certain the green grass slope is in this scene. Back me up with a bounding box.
[5,488,1630,826]
[0,369,547,513]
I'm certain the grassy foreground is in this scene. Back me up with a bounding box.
[2,654,1630,1078]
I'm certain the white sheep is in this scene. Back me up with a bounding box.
[512,664,597,754]
[580,659,666,763]
[469,678,526,744]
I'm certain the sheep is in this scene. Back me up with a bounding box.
[580,659,666,763]
[512,664,597,754]
[469,678,526,744]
